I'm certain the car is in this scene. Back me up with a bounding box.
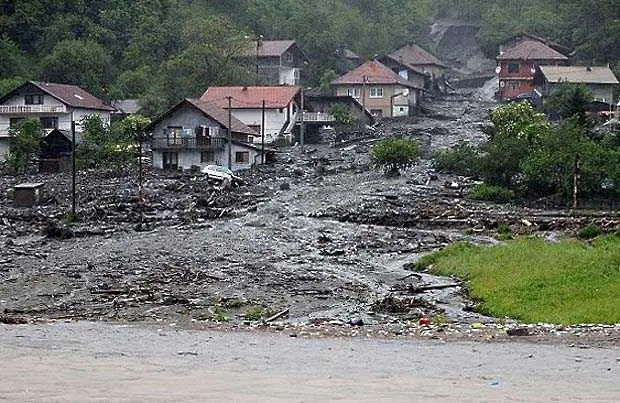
[201,164,243,185]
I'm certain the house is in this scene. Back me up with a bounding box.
[534,65,619,104]
[145,98,265,171]
[0,81,114,161]
[496,40,569,101]
[240,39,308,85]
[110,99,142,123]
[382,44,448,83]
[200,86,301,144]
[376,54,429,90]
[331,60,423,118]
[335,48,363,73]
[39,129,82,172]
[298,93,375,143]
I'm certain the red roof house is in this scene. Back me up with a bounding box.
[497,40,569,101]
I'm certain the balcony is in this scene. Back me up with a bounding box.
[151,137,226,150]
[296,111,335,123]
[0,104,67,114]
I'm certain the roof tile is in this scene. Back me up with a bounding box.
[31,81,113,110]
[497,40,568,61]
[387,44,447,68]
[331,60,421,88]
[201,86,301,109]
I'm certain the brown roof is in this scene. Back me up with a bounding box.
[200,86,301,109]
[331,60,422,88]
[241,40,296,57]
[388,44,447,69]
[31,81,114,110]
[146,99,257,136]
[539,66,619,85]
[503,33,572,56]
[497,40,568,61]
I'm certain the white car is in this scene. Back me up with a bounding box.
[201,165,243,184]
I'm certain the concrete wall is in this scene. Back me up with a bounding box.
[152,142,260,172]
[231,104,296,142]
[334,84,417,118]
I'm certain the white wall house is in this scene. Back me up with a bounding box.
[200,86,301,144]
[146,98,267,172]
[0,81,113,160]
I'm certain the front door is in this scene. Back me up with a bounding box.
[163,152,178,170]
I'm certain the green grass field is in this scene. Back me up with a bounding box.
[415,235,620,324]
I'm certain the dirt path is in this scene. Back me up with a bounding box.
[1,322,618,402]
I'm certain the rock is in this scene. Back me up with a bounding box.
[506,327,530,336]
[280,182,290,191]
[348,317,364,326]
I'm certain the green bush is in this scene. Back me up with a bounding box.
[577,223,602,240]
[470,183,515,203]
[371,136,419,176]
[431,142,479,176]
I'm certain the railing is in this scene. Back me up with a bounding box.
[0,104,67,114]
[297,112,335,122]
[151,137,226,150]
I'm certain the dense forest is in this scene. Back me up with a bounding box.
[1,0,618,116]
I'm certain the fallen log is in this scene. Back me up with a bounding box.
[405,283,461,293]
[264,308,290,323]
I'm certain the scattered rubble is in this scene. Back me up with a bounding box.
[0,90,618,346]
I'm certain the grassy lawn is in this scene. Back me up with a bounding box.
[415,235,620,324]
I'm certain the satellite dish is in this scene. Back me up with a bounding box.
[495,66,501,74]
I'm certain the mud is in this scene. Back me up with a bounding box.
[1,91,618,344]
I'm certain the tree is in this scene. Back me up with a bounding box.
[319,69,339,93]
[371,136,419,176]
[522,118,618,203]
[40,39,113,98]
[5,118,41,174]
[478,101,550,189]
[544,84,592,125]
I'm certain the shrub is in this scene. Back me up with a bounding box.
[371,136,419,176]
[577,223,602,240]
[431,142,479,176]
[470,183,515,203]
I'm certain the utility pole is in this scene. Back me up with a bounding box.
[255,35,263,86]
[362,81,366,110]
[138,129,143,229]
[300,88,304,152]
[261,99,265,164]
[71,119,76,217]
[227,96,232,170]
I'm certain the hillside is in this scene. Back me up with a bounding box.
[1,0,618,116]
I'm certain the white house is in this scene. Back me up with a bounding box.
[0,81,114,160]
[200,86,301,144]
[146,98,269,172]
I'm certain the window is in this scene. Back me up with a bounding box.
[166,126,183,145]
[370,109,383,117]
[201,151,215,163]
[369,87,383,98]
[508,81,520,91]
[347,87,361,98]
[507,63,520,73]
[235,151,250,164]
[9,117,24,128]
[285,52,293,63]
[40,117,58,129]
[25,94,43,105]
